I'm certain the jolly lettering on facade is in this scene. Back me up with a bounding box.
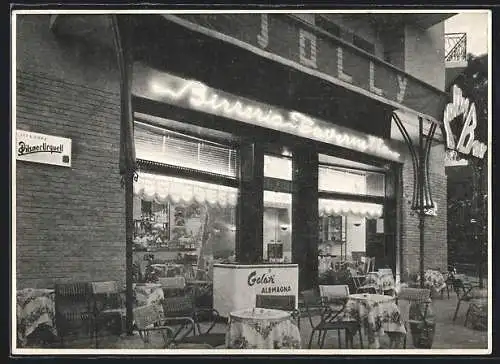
[256,14,409,103]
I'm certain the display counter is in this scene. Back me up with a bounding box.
[213,263,299,318]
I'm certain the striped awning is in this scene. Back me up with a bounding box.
[134,172,237,207]
[319,199,383,219]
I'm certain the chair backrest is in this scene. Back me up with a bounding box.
[319,285,349,303]
[54,282,93,332]
[301,289,321,307]
[365,257,376,273]
[300,289,323,327]
[162,295,195,317]
[255,294,296,311]
[133,304,164,329]
[158,276,186,290]
[378,268,393,276]
[363,271,380,286]
[91,281,123,311]
[55,282,92,297]
[91,281,120,294]
[133,304,174,347]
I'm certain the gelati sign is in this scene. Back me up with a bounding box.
[133,62,405,162]
[166,13,446,122]
[247,270,292,294]
[16,130,72,167]
[443,85,487,159]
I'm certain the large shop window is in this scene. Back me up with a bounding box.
[263,154,292,263]
[317,160,385,282]
[132,121,239,285]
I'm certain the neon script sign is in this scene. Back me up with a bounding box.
[145,70,401,161]
[443,85,487,159]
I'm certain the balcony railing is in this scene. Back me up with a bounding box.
[445,32,467,63]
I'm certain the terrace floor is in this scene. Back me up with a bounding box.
[25,291,488,352]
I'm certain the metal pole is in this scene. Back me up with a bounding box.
[419,117,425,288]
[125,171,134,334]
[471,158,484,288]
[111,14,135,335]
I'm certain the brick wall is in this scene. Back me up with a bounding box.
[400,144,448,279]
[15,14,126,289]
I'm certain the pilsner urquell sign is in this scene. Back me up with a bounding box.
[16,130,72,167]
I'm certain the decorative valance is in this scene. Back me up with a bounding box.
[134,172,238,208]
[264,190,292,208]
[319,199,383,219]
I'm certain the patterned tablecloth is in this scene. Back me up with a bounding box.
[342,293,406,349]
[133,283,165,307]
[358,271,396,295]
[226,308,301,349]
[416,270,447,294]
[16,288,57,347]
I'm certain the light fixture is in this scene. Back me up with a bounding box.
[282,147,292,157]
[353,222,361,227]
[280,224,289,231]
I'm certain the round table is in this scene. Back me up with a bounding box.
[345,293,406,348]
[226,308,301,349]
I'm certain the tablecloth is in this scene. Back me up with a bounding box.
[226,308,301,349]
[416,270,447,294]
[342,293,406,349]
[357,272,395,295]
[133,283,164,307]
[16,288,57,347]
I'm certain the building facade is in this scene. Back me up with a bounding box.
[15,12,452,290]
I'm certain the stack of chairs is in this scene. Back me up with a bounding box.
[54,282,94,347]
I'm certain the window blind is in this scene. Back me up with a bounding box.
[135,122,239,178]
[318,165,385,197]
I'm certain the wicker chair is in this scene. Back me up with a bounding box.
[255,294,301,329]
[54,282,93,347]
[133,304,177,348]
[90,281,125,348]
[396,287,433,348]
[452,278,486,323]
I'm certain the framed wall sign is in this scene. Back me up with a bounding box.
[16,130,72,167]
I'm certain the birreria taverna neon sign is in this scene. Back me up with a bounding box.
[146,70,401,161]
[443,84,487,159]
